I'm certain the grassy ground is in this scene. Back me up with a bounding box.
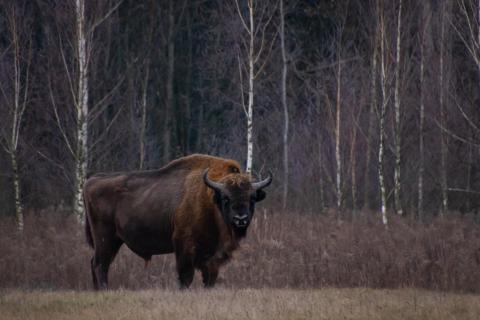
[1,288,479,320]
[2,213,480,292]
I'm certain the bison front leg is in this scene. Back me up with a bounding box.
[174,240,195,289]
[200,262,219,288]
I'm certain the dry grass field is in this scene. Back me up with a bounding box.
[2,211,480,319]
[2,211,480,292]
[1,288,480,320]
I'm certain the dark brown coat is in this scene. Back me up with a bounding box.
[84,154,271,289]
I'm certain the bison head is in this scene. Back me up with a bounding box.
[203,169,272,233]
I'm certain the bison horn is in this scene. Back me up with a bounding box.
[251,171,273,190]
[203,169,227,193]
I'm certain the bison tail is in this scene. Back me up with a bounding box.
[84,194,94,248]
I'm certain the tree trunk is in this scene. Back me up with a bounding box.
[364,29,378,211]
[378,0,388,225]
[185,7,193,154]
[163,0,175,163]
[335,56,342,210]
[393,0,403,216]
[10,152,23,232]
[350,110,359,214]
[73,0,89,224]
[139,58,150,170]
[439,1,449,214]
[418,26,425,219]
[245,0,254,174]
[10,10,26,232]
[280,0,289,209]
[418,0,430,219]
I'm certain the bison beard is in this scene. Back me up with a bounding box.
[83,154,271,289]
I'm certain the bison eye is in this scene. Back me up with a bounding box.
[222,197,230,206]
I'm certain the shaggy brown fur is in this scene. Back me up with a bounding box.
[83,154,269,289]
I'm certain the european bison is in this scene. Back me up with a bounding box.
[83,154,272,289]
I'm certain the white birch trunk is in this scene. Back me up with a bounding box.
[364,29,378,210]
[280,0,289,209]
[418,1,430,218]
[439,2,448,214]
[317,139,325,211]
[3,6,31,232]
[11,16,25,232]
[245,0,254,174]
[335,57,342,209]
[73,0,89,224]
[466,144,473,211]
[350,121,358,214]
[418,28,425,219]
[393,0,403,216]
[139,60,149,169]
[11,149,23,232]
[379,0,388,225]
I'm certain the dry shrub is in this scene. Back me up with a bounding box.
[1,210,479,292]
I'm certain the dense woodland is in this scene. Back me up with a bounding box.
[0,0,479,229]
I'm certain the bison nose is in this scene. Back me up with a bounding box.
[233,214,249,228]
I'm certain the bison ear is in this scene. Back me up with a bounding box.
[255,189,267,202]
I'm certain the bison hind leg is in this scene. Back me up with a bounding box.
[90,257,99,290]
[91,236,123,290]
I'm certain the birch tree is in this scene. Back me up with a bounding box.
[418,1,431,218]
[378,0,389,225]
[393,0,403,216]
[333,5,349,210]
[72,0,89,224]
[364,6,379,211]
[438,1,451,214]
[280,0,289,209]
[163,0,175,164]
[0,3,32,231]
[138,6,155,170]
[234,0,277,174]
[50,0,122,223]
[335,56,343,210]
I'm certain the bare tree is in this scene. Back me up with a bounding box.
[234,0,277,174]
[378,0,389,224]
[280,0,289,209]
[418,1,432,218]
[438,0,452,214]
[335,55,343,210]
[364,5,379,211]
[48,0,123,223]
[0,3,32,231]
[454,0,480,74]
[72,0,89,223]
[138,5,156,170]
[163,0,176,163]
[393,0,403,216]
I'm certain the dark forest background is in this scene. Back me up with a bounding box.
[0,0,479,222]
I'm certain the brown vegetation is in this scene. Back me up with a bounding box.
[1,288,480,320]
[1,211,480,292]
